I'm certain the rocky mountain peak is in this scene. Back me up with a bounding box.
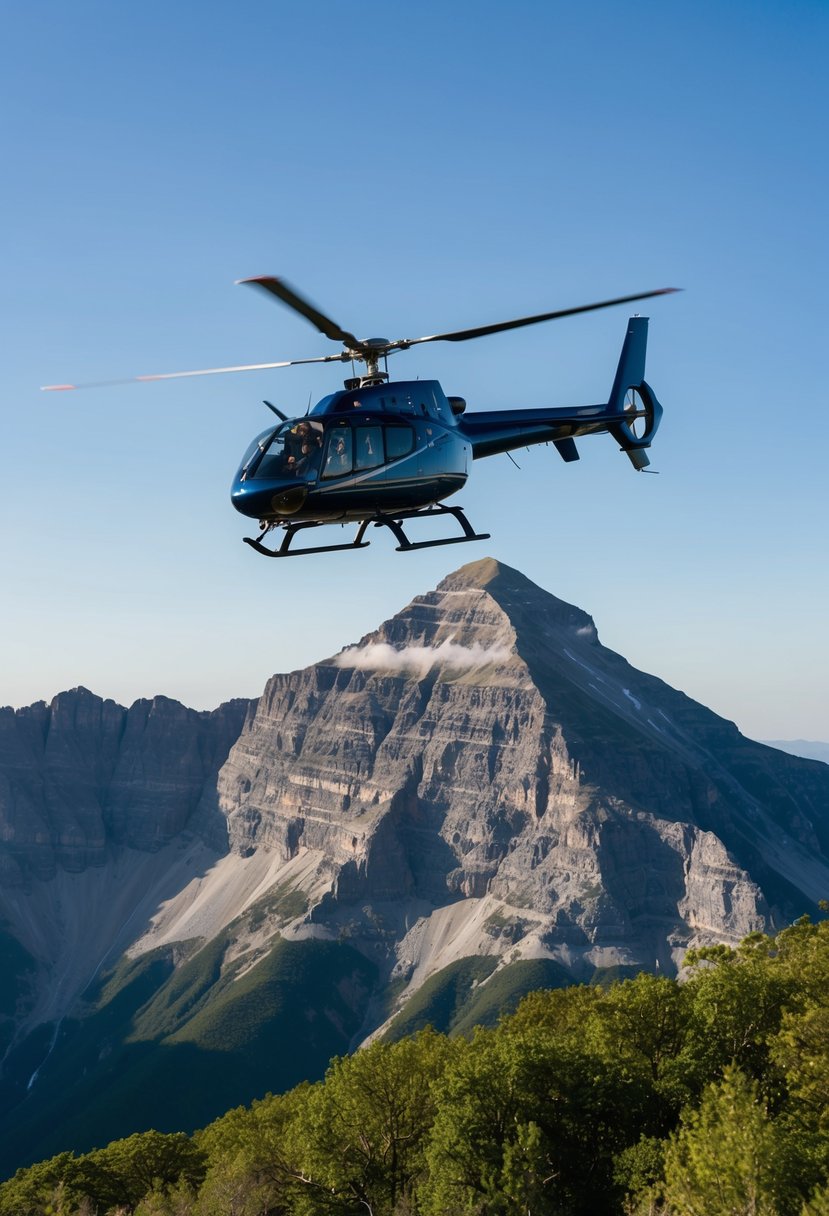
[332,558,596,686]
[437,557,595,634]
[436,554,506,590]
[210,560,829,1000]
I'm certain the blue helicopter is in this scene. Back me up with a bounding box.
[44,277,677,557]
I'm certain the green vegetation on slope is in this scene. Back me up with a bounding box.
[382,955,498,1041]
[450,955,572,1035]
[0,937,376,1178]
[5,915,829,1215]
[382,955,573,1042]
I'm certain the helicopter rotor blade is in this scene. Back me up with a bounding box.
[237,275,370,357]
[389,288,680,351]
[40,352,349,391]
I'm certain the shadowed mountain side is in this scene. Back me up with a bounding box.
[0,936,376,1176]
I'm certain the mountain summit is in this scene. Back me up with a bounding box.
[1,559,828,1169]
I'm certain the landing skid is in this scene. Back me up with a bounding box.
[244,518,371,558]
[243,504,490,558]
[380,504,491,552]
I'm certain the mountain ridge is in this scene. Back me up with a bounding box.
[763,739,829,765]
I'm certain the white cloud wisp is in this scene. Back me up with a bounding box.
[335,638,512,677]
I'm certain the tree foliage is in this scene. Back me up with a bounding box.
[3,916,829,1215]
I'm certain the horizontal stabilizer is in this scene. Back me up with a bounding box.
[553,438,580,463]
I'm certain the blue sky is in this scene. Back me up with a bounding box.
[2,0,827,741]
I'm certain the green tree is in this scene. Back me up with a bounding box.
[195,1086,311,1215]
[134,1177,197,1215]
[285,1029,456,1215]
[802,1181,829,1215]
[423,1018,651,1216]
[88,1130,206,1212]
[0,1153,87,1216]
[680,937,795,1094]
[773,1003,829,1131]
[647,1065,788,1216]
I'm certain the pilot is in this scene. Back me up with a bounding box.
[285,422,320,474]
[292,438,320,476]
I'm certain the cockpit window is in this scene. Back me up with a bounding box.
[239,427,278,475]
[249,420,323,479]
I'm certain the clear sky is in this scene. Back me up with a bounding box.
[2,0,827,742]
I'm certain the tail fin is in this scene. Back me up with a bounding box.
[608,317,663,469]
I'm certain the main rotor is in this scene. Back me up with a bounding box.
[41,277,680,393]
[238,276,679,389]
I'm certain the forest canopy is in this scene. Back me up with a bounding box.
[3,914,829,1216]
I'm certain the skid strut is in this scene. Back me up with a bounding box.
[243,504,489,558]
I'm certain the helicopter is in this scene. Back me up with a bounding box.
[43,277,678,557]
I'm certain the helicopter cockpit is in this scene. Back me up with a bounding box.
[246,419,324,480]
[231,410,425,522]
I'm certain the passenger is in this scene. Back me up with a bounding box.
[325,435,351,475]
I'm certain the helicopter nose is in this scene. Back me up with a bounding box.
[230,479,308,519]
[230,482,275,518]
[269,485,307,516]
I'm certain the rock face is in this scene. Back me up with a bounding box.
[2,558,829,1170]
[0,690,251,886]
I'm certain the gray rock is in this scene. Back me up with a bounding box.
[0,689,251,886]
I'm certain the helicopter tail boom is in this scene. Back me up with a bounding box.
[457,316,664,465]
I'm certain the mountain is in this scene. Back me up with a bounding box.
[1,558,828,1174]
[764,739,829,765]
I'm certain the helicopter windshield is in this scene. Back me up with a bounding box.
[249,419,324,480]
[239,426,278,475]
